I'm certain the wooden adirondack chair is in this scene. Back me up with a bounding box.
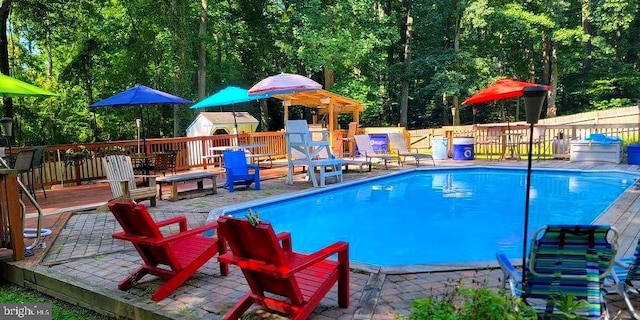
[102,154,157,206]
[108,199,228,301]
[216,216,349,320]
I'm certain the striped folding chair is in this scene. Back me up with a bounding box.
[498,225,618,319]
[609,237,640,319]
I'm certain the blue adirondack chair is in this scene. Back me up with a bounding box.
[222,150,261,192]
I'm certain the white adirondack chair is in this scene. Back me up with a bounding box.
[102,155,157,206]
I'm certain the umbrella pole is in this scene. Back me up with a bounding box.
[140,107,147,154]
[232,104,239,146]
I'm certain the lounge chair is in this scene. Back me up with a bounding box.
[387,132,435,166]
[353,134,400,169]
[608,236,640,319]
[285,120,343,187]
[216,215,349,320]
[107,199,228,301]
[497,224,618,319]
[101,154,157,206]
[222,150,260,192]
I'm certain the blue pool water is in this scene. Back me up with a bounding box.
[216,167,637,267]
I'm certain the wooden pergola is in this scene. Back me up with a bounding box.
[272,89,364,132]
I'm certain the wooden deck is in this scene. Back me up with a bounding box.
[22,163,293,220]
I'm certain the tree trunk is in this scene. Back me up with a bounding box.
[45,28,53,77]
[198,0,207,100]
[324,66,334,91]
[451,0,462,126]
[0,0,13,119]
[542,29,550,86]
[581,0,592,70]
[547,46,558,118]
[259,100,268,131]
[399,0,412,128]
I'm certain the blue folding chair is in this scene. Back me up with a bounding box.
[497,225,618,319]
[609,237,640,319]
[222,150,260,192]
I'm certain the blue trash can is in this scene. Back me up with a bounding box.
[431,137,448,160]
[368,134,389,153]
[452,137,475,160]
[628,145,640,164]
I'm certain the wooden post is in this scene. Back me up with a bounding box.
[0,169,24,260]
[74,159,82,185]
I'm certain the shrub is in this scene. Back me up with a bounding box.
[400,282,537,320]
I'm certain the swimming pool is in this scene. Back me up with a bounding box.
[209,167,637,269]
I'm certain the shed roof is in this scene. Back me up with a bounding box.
[272,89,364,114]
[199,112,258,124]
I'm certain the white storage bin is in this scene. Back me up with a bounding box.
[569,140,622,164]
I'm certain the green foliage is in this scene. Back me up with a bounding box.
[0,281,112,319]
[548,292,591,319]
[4,0,640,144]
[400,282,537,320]
[246,209,261,226]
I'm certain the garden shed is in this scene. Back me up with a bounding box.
[186,112,259,137]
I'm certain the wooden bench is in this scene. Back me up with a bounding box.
[156,172,217,202]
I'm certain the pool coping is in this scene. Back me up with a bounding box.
[207,165,640,274]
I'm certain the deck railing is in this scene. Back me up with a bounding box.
[5,122,639,189]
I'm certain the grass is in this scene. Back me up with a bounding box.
[0,280,113,319]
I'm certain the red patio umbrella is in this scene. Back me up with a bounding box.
[461,79,550,105]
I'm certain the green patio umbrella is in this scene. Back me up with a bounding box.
[0,73,56,97]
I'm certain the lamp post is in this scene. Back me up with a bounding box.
[0,117,13,165]
[521,86,548,286]
[136,118,141,154]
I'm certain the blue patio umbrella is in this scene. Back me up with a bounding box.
[190,86,271,136]
[90,84,192,153]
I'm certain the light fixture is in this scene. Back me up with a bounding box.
[1,117,13,137]
[521,85,548,287]
[0,117,13,164]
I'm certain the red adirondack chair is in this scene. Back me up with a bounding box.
[107,199,229,301]
[216,216,350,320]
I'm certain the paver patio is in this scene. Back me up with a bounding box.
[4,159,640,319]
